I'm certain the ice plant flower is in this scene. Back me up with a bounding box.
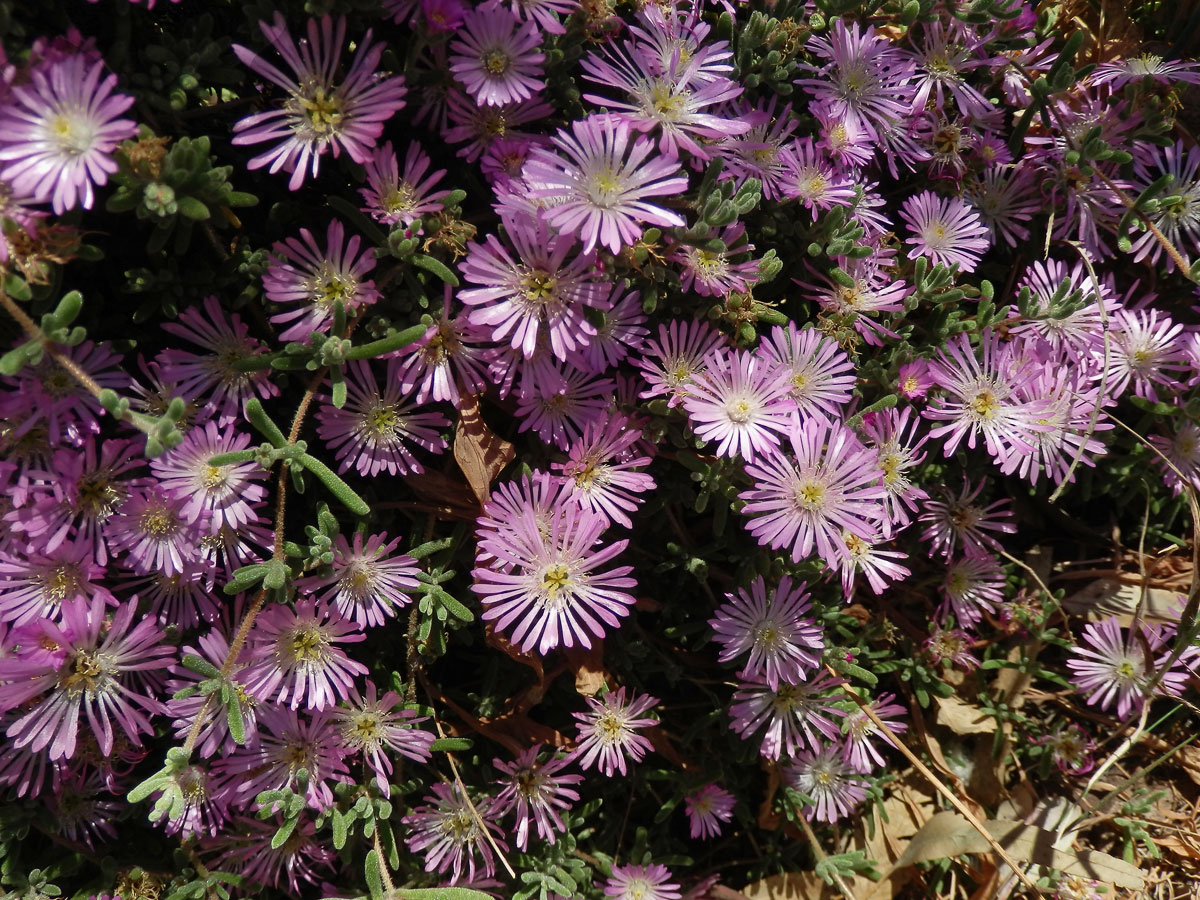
[403,782,507,884]
[492,744,583,850]
[637,319,727,407]
[263,220,381,343]
[759,322,856,417]
[571,687,659,776]
[298,531,421,628]
[899,191,990,272]
[107,489,202,576]
[0,597,171,760]
[728,673,843,760]
[604,863,682,900]
[523,114,688,254]
[472,503,637,654]
[683,349,796,463]
[709,575,824,690]
[683,784,735,839]
[231,14,408,190]
[315,358,449,478]
[448,5,545,107]
[739,416,888,569]
[785,745,869,822]
[241,598,368,711]
[552,413,656,528]
[1066,617,1195,718]
[941,554,1005,629]
[841,692,908,773]
[918,478,1015,560]
[359,140,450,227]
[150,420,267,532]
[331,682,433,792]
[0,52,137,213]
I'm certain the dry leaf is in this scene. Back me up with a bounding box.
[1175,744,1200,788]
[739,872,836,900]
[935,696,997,735]
[454,392,515,504]
[563,643,608,697]
[894,810,1144,890]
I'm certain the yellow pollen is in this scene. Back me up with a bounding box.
[299,86,344,134]
[482,49,511,76]
[541,563,571,596]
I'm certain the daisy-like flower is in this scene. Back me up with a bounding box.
[918,478,1014,560]
[669,222,760,298]
[552,413,656,529]
[315,358,449,478]
[166,630,259,758]
[567,288,649,373]
[460,210,610,360]
[740,415,888,569]
[964,164,1041,249]
[150,420,268,532]
[0,597,172,760]
[215,707,352,811]
[231,14,408,190]
[523,114,689,254]
[263,220,381,343]
[841,692,907,773]
[1106,308,1188,403]
[924,330,1054,464]
[859,407,928,535]
[683,349,796,463]
[0,538,114,626]
[396,297,495,406]
[1008,258,1121,357]
[834,530,912,598]
[683,784,735,839]
[1149,419,1200,497]
[492,744,583,850]
[899,192,990,272]
[907,19,992,119]
[1088,53,1200,89]
[1004,365,1112,487]
[213,816,337,894]
[728,673,843,760]
[1034,722,1095,776]
[298,531,420,628]
[107,489,202,576]
[158,296,278,427]
[514,366,614,452]
[778,138,858,219]
[924,624,978,670]
[637,319,727,407]
[1066,617,1195,719]
[941,554,1004,629]
[331,682,433,792]
[1128,140,1200,271]
[759,322,857,418]
[449,5,545,107]
[403,782,507,884]
[709,575,824,690]
[604,864,682,900]
[241,598,368,711]
[0,53,136,213]
[785,745,869,823]
[570,686,659,776]
[359,141,450,227]
[472,503,636,654]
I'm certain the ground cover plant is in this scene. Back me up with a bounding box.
[1,0,1200,899]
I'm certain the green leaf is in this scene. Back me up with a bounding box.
[181,654,221,678]
[344,324,430,361]
[364,850,384,900]
[177,196,211,220]
[296,453,370,516]
[429,737,473,752]
[393,890,499,900]
[245,398,288,448]
[411,254,459,286]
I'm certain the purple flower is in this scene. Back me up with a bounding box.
[449,6,545,107]
[150,420,268,533]
[729,673,842,760]
[604,864,681,900]
[841,692,907,773]
[403,782,507,884]
[0,597,172,760]
[460,209,610,360]
[514,365,613,451]
[899,192,990,272]
[263,220,381,343]
[523,114,688,254]
[552,413,655,529]
[778,137,858,218]
[684,784,735,839]
[0,53,136,213]
[0,538,115,626]
[739,415,888,569]
[492,744,582,850]
[941,554,1004,629]
[835,531,911,598]
[759,323,856,418]
[918,478,1014,560]
[1106,308,1188,403]
[683,349,796,463]
[709,575,824,690]
[570,686,659,776]
[395,297,495,406]
[359,140,450,227]
[107,489,202,576]
[1067,617,1195,719]
[331,682,433,792]
[316,358,449,478]
[231,14,407,190]
[241,598,368,711]
[859,407,928,535]
[669,222,760,298]
[472,502,636,655]
[637,319,727,407]
[298,531,420,629]
[785,745,868,823]
[213,816,336,893]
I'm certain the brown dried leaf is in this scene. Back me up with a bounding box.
[1176,745,1200,788]
[739,872,836,900]
[563,642,608,697]
[454,392,515,504]
[894,811,1144,889]
[934,696,997,735]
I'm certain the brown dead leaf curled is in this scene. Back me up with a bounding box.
[563,642,608,697]
[739,872,836,900]
[454,392,515,505]
[934,696,998,735]
[894,810,1144,890]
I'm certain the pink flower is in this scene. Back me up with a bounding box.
[492,744,582,850]
[684,784,735,839]
[899,191,991,272]
[683,349,796,463]
[1067,617,1196,719]
[403,782,507,884]
[709,575,823,690]
[0,53,136,213]
[298,531,421,629]
[359,140,451,227]
[449,6,545,107]
[231,14,407,190]
[785,745,868,822]
[524,114,688,254]
[570,687,659,776]
[728,673,842,760]
[604,863,681,900]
